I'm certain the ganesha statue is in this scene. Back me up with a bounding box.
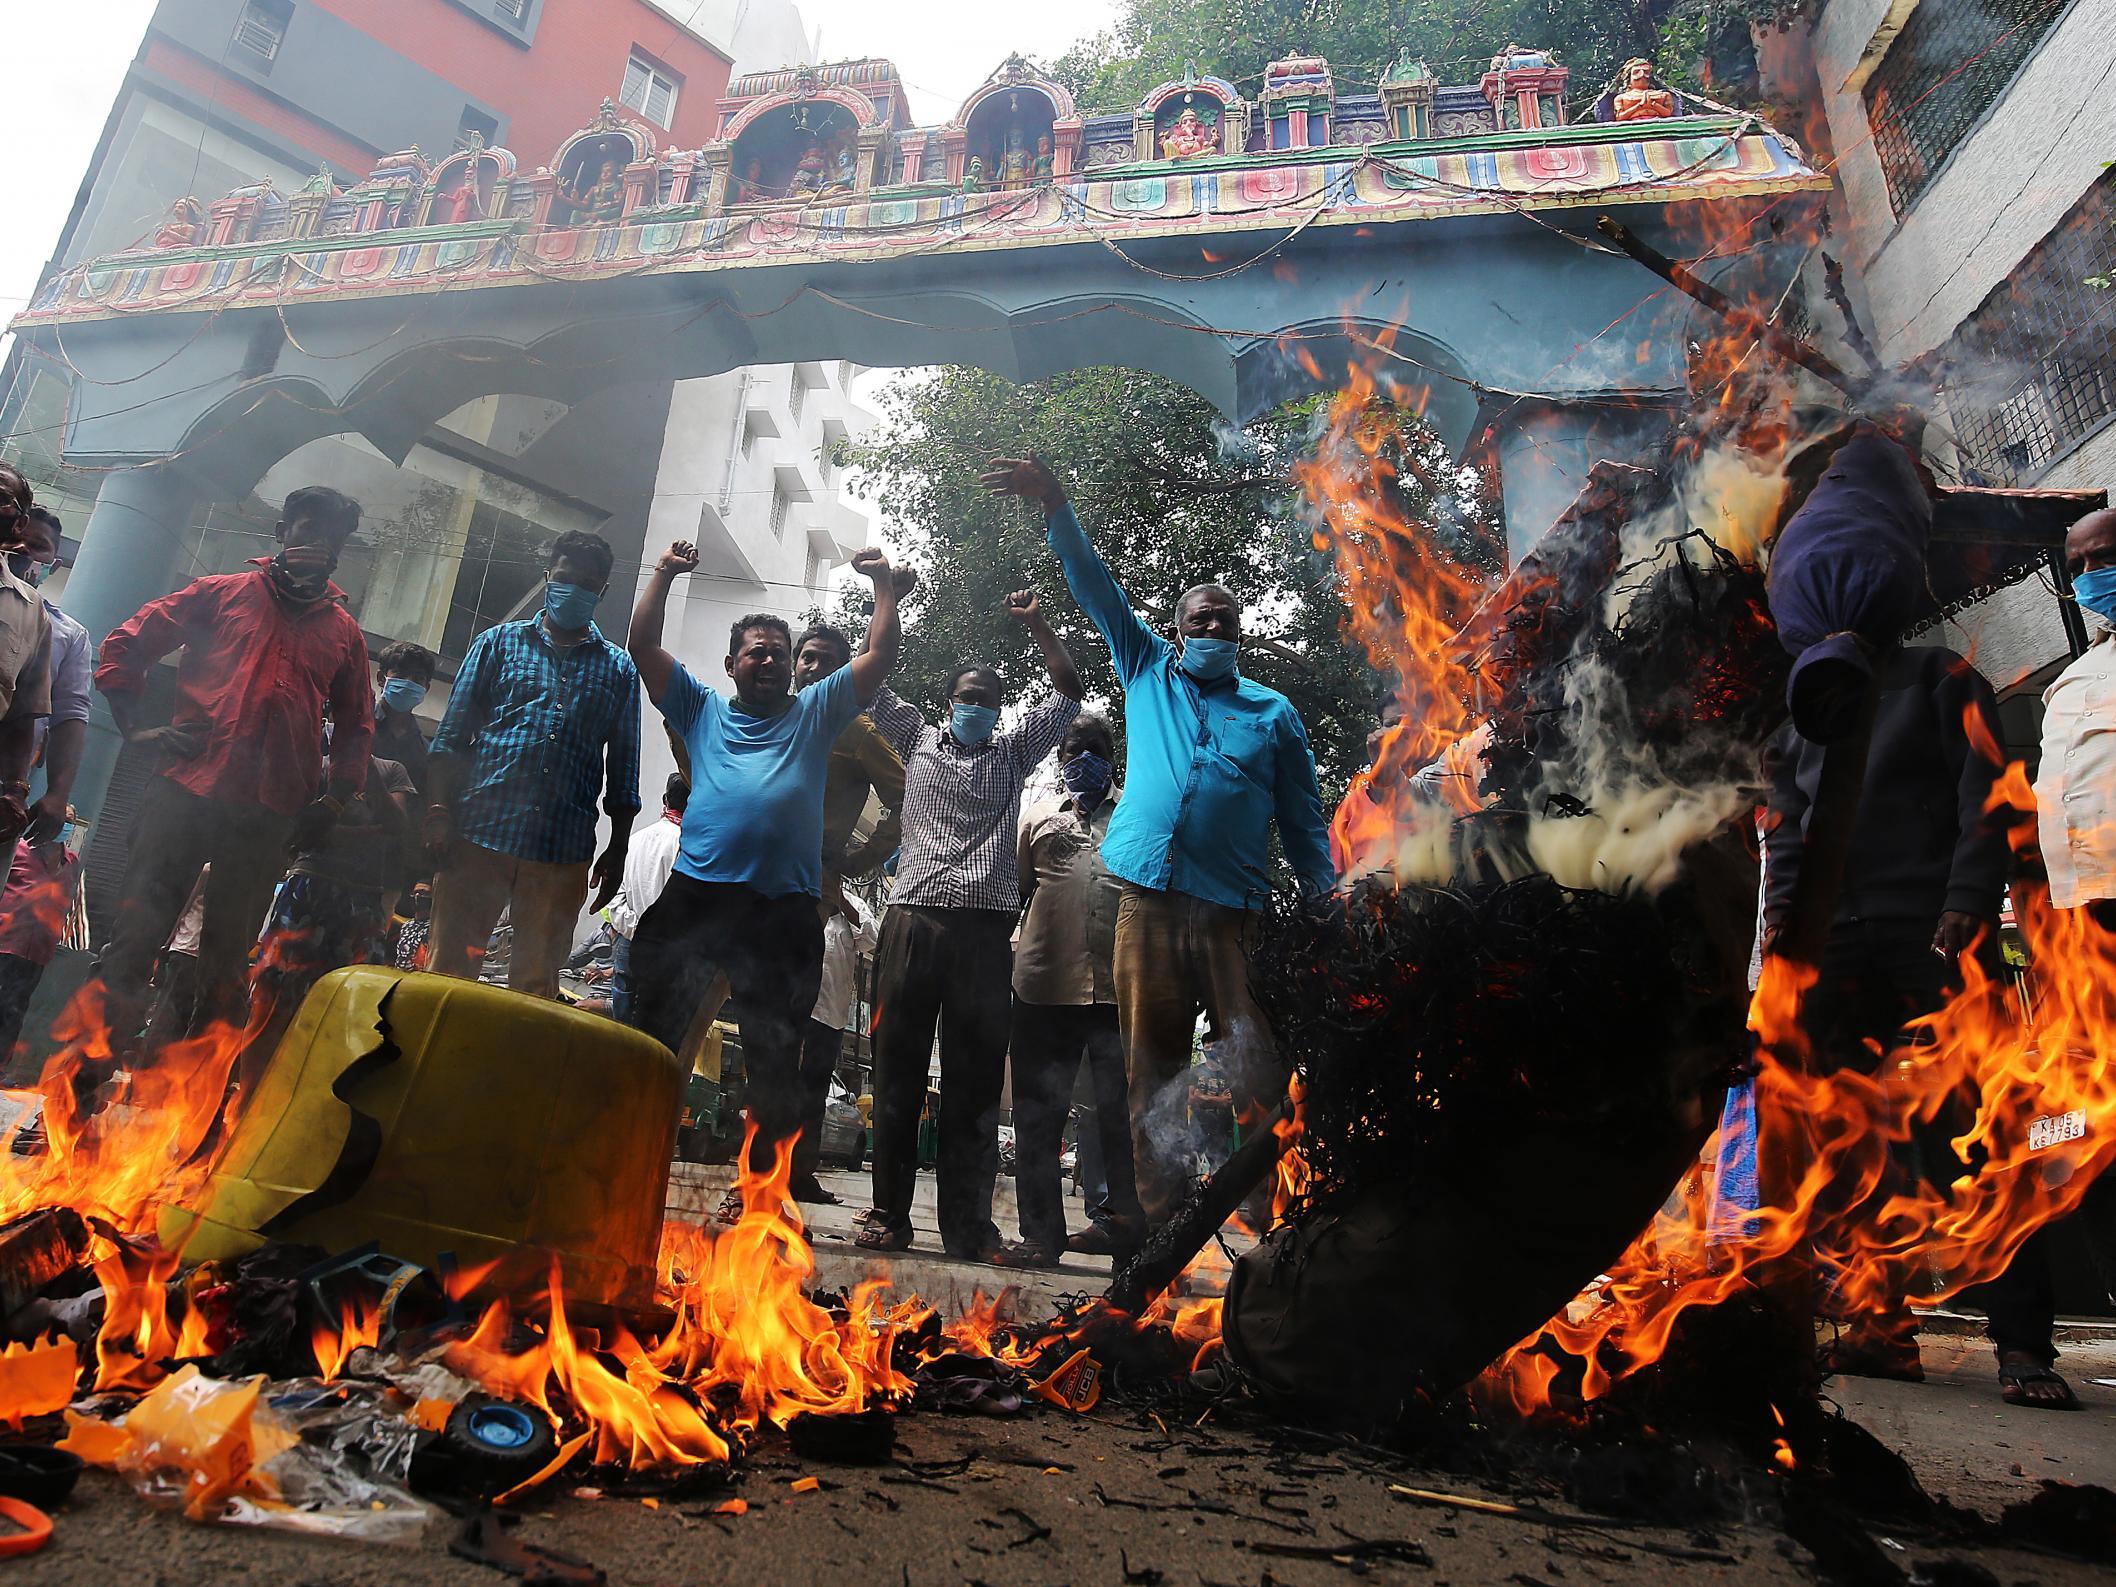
[1159,106,1221,160]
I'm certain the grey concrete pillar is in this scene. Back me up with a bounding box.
[57,463,195,827]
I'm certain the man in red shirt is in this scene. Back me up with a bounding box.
[91,485,374,1055]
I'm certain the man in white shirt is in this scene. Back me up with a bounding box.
[607,774,688,1023]
[2037,507,2116,927]
[792,899,877,1204]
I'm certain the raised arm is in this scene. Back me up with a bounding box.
[846,547,900,705]
[1003,588,1083,701]
[629,540,697,706]
[979,456,1160,683]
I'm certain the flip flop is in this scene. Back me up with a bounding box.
[1999,1359,2080,1410]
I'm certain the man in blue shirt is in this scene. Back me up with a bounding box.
[983,455,1336,1222]
[425,530,640,1000]
[626,537,900,1193]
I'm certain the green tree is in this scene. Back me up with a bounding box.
[1050,0,1768,114]
[827,365,1498,795]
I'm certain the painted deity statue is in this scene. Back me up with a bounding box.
[445,177,482,225]
[1033,135,1054,184]
[1160,106,1221,160]
[153,198,204,249]
[831,141,859,193]
[790,142,828,196]
[736,158,770,202]
[567,158,627,224]
[998,126,1032,190]
[963,155,986,193]
[1610,59,1676,121]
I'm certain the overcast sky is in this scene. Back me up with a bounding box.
[0,1,1117,330]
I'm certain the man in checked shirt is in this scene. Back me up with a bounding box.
[856,590,1084,1261]
[424,530,640,999]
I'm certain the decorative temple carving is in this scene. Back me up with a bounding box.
[1480,45,1569,132]
[714,58,908,203]
[949,56,1082,188]
[1592,59,1687,123]
[1379,51,1437,142]
[1135,68,1246,162]
[89,41,1731,256]
[1259,53,1334,150]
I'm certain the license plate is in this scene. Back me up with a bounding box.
[2028,1110,2087,1151]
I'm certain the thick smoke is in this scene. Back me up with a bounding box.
[1356,428,1794,896]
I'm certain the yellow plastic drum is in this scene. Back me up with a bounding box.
[161,968,683,1311]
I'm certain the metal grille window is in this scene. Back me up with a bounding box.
[788,372,808,422]
[620,52,679,129]
[1863,0,2073,216]
[233,0,292,65]
[1943,176,2116,485]
[493,0,530,21]
[769,485,790,540]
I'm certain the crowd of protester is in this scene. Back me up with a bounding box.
[0,450,2109,1410]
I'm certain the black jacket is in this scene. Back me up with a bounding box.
[1763,645,2010,931]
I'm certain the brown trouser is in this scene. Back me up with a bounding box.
[427,840,590,999]
[1113,883,1283,1222]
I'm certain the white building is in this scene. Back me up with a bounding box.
[630,361,877,815]
[1776,0,2113,700]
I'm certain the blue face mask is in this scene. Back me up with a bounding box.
[950,702,1000,746]
[2075,565,2116,625]
[379,676,427,715]
[1062,750,1114,799]
[1178,635,1239,683]
[544,581,601,631]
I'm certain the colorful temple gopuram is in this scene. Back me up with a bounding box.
[17,44,1806,322]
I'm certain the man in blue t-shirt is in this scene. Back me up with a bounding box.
[626,538,901,1190]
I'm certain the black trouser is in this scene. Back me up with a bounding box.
[1804,917,2049,1354]
[0,953,45,1072]
[793,1017,844,1185]
[630,876,823,1177]
[869,905,1012,1255]
[1009,999,1141,1254]
[93,782,293,1055]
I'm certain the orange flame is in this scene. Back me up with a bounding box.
[1290,350,1497,876]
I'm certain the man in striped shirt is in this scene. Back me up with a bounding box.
[424,531,640,999]
[857,590,1083,1261]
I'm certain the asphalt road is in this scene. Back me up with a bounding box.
[10,1329,2113,1587]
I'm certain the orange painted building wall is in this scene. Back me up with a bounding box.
[300,0,731,161]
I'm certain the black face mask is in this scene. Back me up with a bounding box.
[268,549,336,601]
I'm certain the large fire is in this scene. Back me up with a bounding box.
[1282,233,2115,1420]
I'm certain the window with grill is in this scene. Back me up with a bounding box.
[620,52,679,129]
[769,485,790,540]
[788,372,808,422]
[1862,0,2074,216]
[232,0,292,66]
[1942,174,2116,485]
[493,0,531,21]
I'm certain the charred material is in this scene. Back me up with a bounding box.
[1229,862,1745,1419]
